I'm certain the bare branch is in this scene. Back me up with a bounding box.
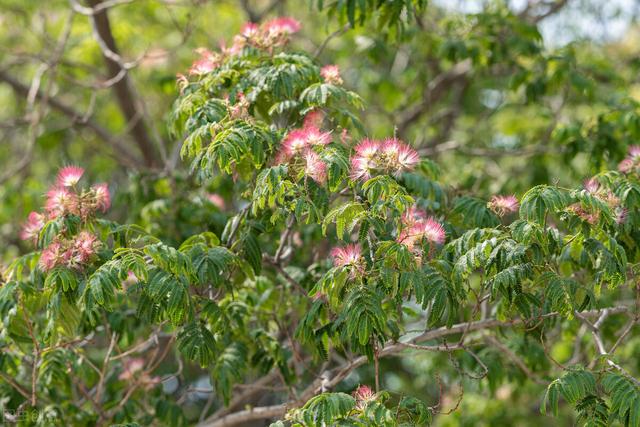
[396,59,472,136]
[199,305,629,427]
[0,70,143,168]
[84,0,162,167]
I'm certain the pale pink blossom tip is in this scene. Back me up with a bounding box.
[57,166,84,187]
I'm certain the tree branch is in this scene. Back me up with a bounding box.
[396,59,472,136]
[199,305,629,427]
[85,0,161,168]
[0,69,143,168]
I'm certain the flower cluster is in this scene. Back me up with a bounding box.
[350,138,420,181]
[352,385,376,410]
[185,17,300,77]
[487,195,519,217]
[20,166,110,272]
[618,145,640,174]
[275,114,331,184]
[320,65,343,85]
[39,231,101,272]
[566,177,626,225]
[397,207,445,257]
[330,243,365,276]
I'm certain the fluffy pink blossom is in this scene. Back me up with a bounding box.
[401,207,427,228]
[568,203,599,225]
[279,129,309,160]
[57,166,84,187]
[240,22,260,38]
[615,207,628,225]
[278,127,331,162]
[381,138,420,174]
[354,138,381,159]
[416,218,446,245]
[304,150,327,184]
[92,183,111,212]
[583,178,600,194]
[398,217,446,251]
[330,244,363,267]
[72,231,98,263]
[353,385,375,409]
[39,242,67,271]
[320,65,343,85]
[264,17,301,36]
[304,127,332,147]
[303,110,324,129]
[189,48,220,75]
[207,193,226,210]
[20,211,45,242]
[619,158,634,173]
[618,145,640,174]
[350,138,420,181]
[629,145,640,159]
[350,139,381,181]
[353,384,375,401]
[45,187,78,218]
[487,195,519,216]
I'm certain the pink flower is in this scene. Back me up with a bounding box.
[567,203,599,225]
[304,150,327,184]
[349,138,420,181]
[45,187,78,218]
[320,65,343,85]
[629,145,640,159]
[92,183,111,212]
[619,158,635,173]
[189,48,220,75]
[72,231,98,264]
[279,129,309,160]
[330,244,363,267]
[240,22,260,38]
[264,17,301,36]
[304,127,332,147]
[353,385,375,409]
[277,127,331,163]
[207,193,226,210]
[20,211,45,242]
[487,195,519,216]
[39,242,66,271]
[397,217,445,251]
[584,178,600,194]
[615,207,628,225]
[57,166,84,187]
[354,138,381,159]
[381,138,420,175]
[401,207,427,228]
[350,139,382,181]
[303,110,324,129]
[416,218,446,245]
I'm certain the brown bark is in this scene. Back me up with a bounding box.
[86,0,160,168]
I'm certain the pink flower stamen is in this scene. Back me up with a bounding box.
[57,166,84,187]
[487,195,519,217]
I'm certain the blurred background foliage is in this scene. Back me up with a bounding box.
[2,0,640,424]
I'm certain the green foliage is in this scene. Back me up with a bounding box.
[3,2,640,427]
